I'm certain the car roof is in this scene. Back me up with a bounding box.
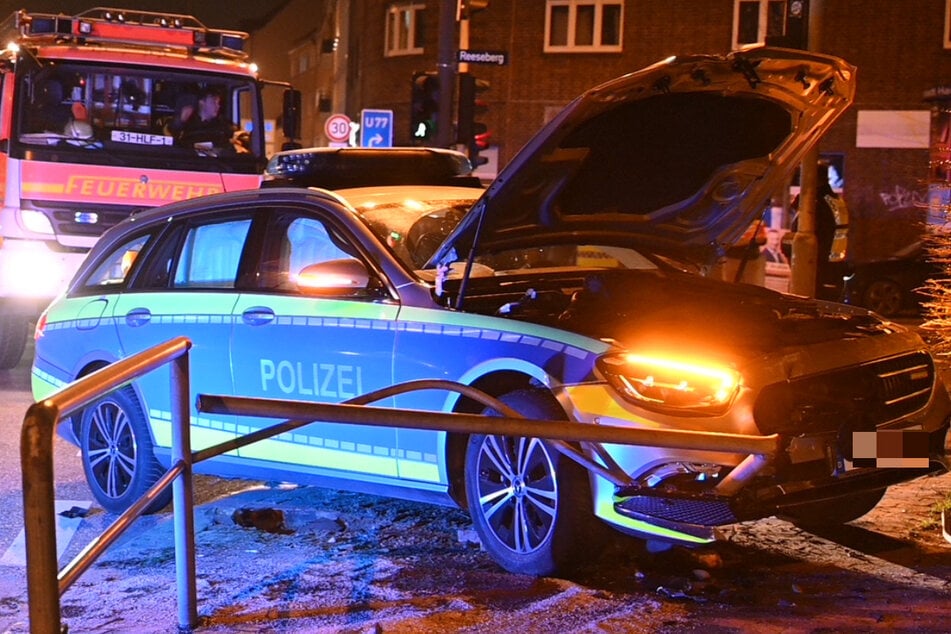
[262,146,483,190]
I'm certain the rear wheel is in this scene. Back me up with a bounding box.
[464,389,601,576]
[80,387,170,514]
[863,279,903,316]
[781,488,886,528]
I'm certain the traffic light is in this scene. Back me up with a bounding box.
[459,0,489,20]
[457,72,490,166]
[411,71,439,144]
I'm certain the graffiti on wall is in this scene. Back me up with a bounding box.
[879,185,926,212]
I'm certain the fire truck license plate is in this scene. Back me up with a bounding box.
[111,131,173,146]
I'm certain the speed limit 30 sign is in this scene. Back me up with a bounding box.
[324,113,352,143]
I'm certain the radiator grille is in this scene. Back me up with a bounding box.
[753,351,934,435]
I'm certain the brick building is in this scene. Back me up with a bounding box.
[250,0,951,261]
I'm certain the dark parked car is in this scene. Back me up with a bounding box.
[843,254,940,317]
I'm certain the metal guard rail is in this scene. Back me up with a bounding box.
[23,337,781,633]
[22,336,194,634]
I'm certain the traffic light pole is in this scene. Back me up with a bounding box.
[436,0,457,147]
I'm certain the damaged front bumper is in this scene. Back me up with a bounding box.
[553,416,951,545]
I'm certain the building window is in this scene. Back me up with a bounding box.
[544,0,623,53]
[733,0,786,49]
[385,2,425,57]
[290,46,311,78]
[945,0,951,49]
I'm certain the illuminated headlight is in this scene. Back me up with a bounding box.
[596,352,741,415]
[0,246,70,297]
[20,209,54,235]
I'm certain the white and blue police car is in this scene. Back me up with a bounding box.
[33,48,951,575]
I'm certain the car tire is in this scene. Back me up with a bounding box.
[464,389,601,576]
[0,314,28,370]
[80,387,171,514]
[780,488,886,528]
[862,279,903,316]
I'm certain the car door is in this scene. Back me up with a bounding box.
[230,204,401,482]
[112,211,254,453]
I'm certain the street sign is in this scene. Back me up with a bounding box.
[458,49,508,66]
[324,113,352,143]
[360,109,394,148]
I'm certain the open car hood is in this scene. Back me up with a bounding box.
[428,47,855,268]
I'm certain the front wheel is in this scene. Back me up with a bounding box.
[80,387,171,514]
[464,389,600,576]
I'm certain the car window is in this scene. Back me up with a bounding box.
[286,218,350,274]
[82,233,152,288]
[172,218,252,288]
[251,208,371,294]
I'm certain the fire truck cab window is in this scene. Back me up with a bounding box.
[15,65,259,163]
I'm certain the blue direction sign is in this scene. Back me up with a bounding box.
[360,109,394,148]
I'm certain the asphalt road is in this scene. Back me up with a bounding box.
[0,338,92,558]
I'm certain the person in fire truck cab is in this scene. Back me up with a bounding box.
[30,78,91,138]
[167,86,247,154]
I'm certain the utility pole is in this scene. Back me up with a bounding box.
[435,0,457,147]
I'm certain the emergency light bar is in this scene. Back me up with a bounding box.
[8,7,249,60]
[263,147,481,190]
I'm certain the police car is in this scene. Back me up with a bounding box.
[32,48,951,576]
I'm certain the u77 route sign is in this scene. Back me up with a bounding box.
[360,109,394,148]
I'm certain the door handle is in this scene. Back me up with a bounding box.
[241,306,276,326]
[125,307,151,327]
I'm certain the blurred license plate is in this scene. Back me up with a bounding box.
[843,430,930,469]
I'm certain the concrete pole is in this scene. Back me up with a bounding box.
[789,0,829,297]
[790,147,819,296]
[789,0,823,297]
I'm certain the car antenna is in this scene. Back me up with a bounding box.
[453,199,488,311]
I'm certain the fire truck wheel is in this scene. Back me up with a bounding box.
[0,315,28,370]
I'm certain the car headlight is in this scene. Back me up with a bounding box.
[20,209,55,235]
[596,352,741,415]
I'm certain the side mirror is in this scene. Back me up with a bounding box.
[295,258,369,295]
[282,89,302,141]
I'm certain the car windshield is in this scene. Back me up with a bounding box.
[354,195,662,278]
[355,196,478,269]
[13,60,264,172]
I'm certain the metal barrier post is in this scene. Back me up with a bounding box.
[22,336,191,634]
[171,352,197,629]
[21,401,61,634]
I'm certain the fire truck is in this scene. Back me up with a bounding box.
[0,8,300,368]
